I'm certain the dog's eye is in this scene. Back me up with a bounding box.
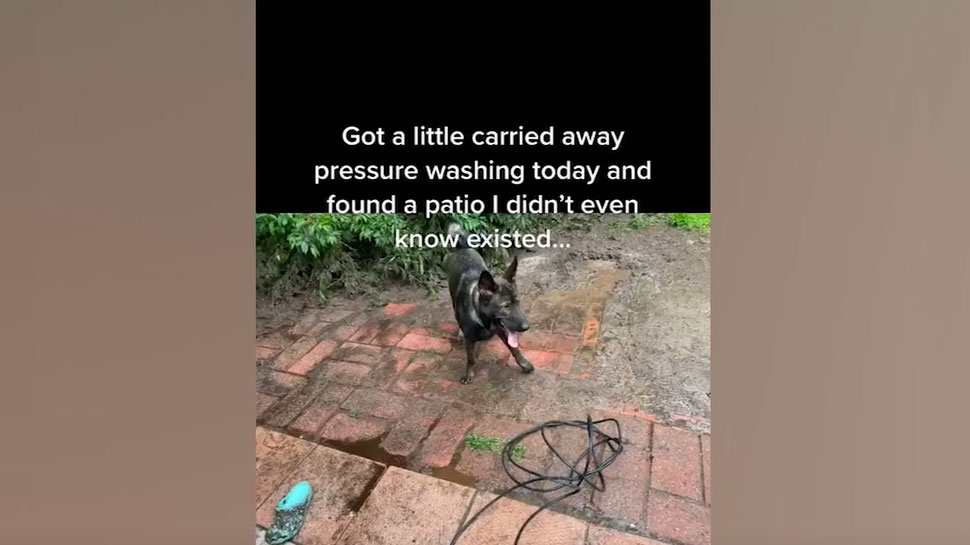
[501,302,510,310]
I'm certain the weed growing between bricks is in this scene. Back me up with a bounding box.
[464,434,527,461]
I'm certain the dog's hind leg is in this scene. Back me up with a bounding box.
[460,340,478,384]
[501,339,535,374]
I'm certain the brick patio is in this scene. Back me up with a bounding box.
[256,298,710,545]
[256,430,708,545]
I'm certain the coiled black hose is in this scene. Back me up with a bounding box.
[449,415,623,544]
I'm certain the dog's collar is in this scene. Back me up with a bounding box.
[468,280,486,329]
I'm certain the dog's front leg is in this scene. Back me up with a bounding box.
[501,338,535,374]
[460,340,478,384]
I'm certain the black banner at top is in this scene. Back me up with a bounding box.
[257,4,710,214]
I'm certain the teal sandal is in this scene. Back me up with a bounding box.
[265,481,313,545]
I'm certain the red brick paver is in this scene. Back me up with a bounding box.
[320,308,355,323]
[257,332,286,350]
[286,384,354,438]
[319,323,361,342]
[256,392,278,419]
[397,332,454,354]
[256,369,305,397]
[347,321,383,344]
[593,409,653,448]
[358,347,412,389]
[319,360,371,385]
[256,345,280,360]
[383,302,417,318]
[593,445,651,526]
[319,413,386,444]
[518,348,574,374]
[647,490,711,545]
[651,425,703,502]
[372,322,411,346]
[273,324,327,369]
[410,322,461,340]
[391,352,441,395]
[262,384,323,428]
[380,399,444,457]
[421,407,475,468]
[287,339,338,376]
[336,342,385,365]
[520,331,580,353]
[290,312,325,336]
[341,388,410,420]
[288,405,331,437]
[335,467,474,545]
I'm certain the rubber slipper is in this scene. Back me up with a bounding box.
[265,481,313,545]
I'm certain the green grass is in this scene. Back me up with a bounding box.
[464,434,527,461]
[666,213,710,231]
[348,408,361,419]
[627,213,710,232]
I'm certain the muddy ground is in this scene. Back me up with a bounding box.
[257,215,710,431]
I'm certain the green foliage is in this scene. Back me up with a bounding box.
[464,434,526,461]
[625,213,710,231]
[666,213,711,231]
[256,213,551,302]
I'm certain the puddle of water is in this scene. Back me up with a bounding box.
[320,434,409,468]
[317,429,483,490]
[430,454,480,489]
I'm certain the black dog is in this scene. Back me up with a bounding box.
[446,224,534,384]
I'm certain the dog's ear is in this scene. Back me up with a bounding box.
[504,255,518,282]
[478,270,497,294]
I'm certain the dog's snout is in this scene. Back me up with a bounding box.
[520,319,530,332]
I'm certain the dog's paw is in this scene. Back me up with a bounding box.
[460,374,474,384]
[519,362,535,374]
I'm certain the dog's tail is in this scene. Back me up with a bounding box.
[447,223,470,250]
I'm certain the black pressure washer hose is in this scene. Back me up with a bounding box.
[449,415,623,545]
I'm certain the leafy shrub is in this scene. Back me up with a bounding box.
[256,213,548,301]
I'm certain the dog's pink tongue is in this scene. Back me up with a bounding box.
[507,331,519,348]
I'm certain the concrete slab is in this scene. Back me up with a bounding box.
[256,445,384,545]
[335,467,474,545]
[455,491,587,545]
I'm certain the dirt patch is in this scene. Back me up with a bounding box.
[504,216,710,428]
